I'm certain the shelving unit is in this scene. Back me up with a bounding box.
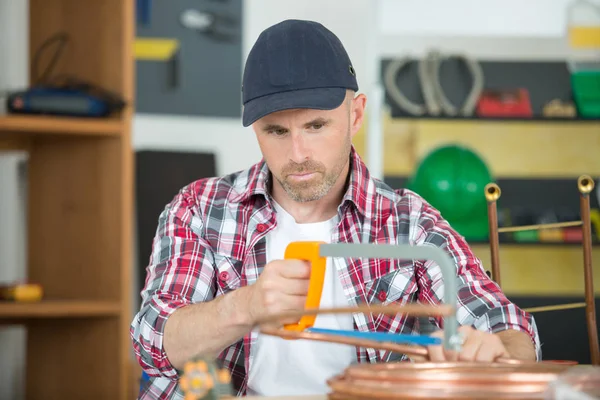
[353,111,600,298]
[0,300,122,318]
[0,115,124,136]
[354,115,600,178]
[0,0,134,399]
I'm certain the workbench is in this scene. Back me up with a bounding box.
[245,396,325,399]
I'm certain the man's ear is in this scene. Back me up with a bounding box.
[350,93,367,137]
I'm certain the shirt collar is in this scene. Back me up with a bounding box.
[229,145,377,218]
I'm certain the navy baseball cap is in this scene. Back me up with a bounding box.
[241,19,359,127]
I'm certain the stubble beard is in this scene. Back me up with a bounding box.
[276,133,352,203]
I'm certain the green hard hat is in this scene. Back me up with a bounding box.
[407,145,492,240]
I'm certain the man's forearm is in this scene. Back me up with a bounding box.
[163,286,255,370]
[496,329,537,361]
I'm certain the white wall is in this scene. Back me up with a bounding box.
[0,0,29,398]
[379,0,599,37]
[0,153,27,400]
[134,0,374,176]
[134,0,600,176]
[132,0,376,320]
[377,0,600,61]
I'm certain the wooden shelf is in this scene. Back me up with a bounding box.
[0,114,123,136]
[1,0,136,398]
[353,114,600,178]
[470,244,600,296]
[0,300,121,318]
[0,137,30,151]
[389,114,600,123]
[468,240,600,247]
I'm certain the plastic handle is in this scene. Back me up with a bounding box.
[283,241,327,331]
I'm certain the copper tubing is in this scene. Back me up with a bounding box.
[498,220,583,233]
[259,326,429,358]
[484,183,502,287]
[256,304,451,361]
[256,304,453,361]
[258,304,522,365]
[342,361,569,374]
[579,175,600,365]
[254,304,455,327]
[259,326,527,365]
[260,326,526,365]
[522,302,586,313]
[485,176,599,366]
[326,361,574,399]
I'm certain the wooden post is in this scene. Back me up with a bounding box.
[578,175,600,365]
[485,183,502,287]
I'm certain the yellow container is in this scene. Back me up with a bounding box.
[567,0,600,49]
[569,26,600,48]
[0,283,43,302]
[134,38,180,61]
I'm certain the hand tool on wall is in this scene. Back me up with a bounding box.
[137,0,152,26]
[383,50,484,117]
[180,8,239,43]
[134,38,181,89]
[476,88,533,118]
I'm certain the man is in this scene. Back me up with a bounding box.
[131,19,540,399]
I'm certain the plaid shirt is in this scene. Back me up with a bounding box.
[130,147,541,399]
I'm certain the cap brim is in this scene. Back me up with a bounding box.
[242,87,347,127]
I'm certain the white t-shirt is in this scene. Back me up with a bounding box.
[246,201,357,396]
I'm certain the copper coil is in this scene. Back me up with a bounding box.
[258,305,580,398]
[325,362,575,399]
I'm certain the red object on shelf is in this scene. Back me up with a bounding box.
[563,227,584,243]
[476,88,533,118]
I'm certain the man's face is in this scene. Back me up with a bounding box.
[252,91,366,203]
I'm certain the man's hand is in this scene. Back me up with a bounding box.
[248,259,311,327]
[162,259,312,369]
[428,326,511,362]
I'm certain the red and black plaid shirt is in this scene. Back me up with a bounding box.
[130,147,540,399]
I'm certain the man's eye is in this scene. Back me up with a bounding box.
[268,129,287,135]
[311,124,324,130]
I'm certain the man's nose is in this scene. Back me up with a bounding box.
[289,131,310,164]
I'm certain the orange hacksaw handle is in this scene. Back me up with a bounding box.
[283,241,327,331]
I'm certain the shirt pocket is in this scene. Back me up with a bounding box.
[363,260,419,333]
[364,263,418,306]
[214,252,243,296]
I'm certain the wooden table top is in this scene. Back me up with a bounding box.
[244,396,326,399]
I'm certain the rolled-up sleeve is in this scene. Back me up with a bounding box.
[130,187,216,379]
[409,192,542,360]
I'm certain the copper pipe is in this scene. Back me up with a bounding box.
[484,183,501,287]
[326,361,574,399]
[258,305,521,365]
[254,304,454,327]
[344,361,569,374]
[257,301,578,399]
[260,326,523,365]
[523,302,586,313]
[498,220,582,233]
[259,326,429,358]
[579,174,600,365]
